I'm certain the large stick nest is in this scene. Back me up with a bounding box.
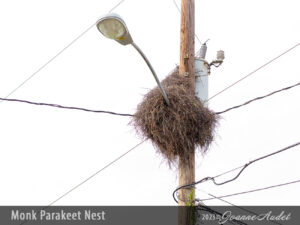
[131,68,218,165]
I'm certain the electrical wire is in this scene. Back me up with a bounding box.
[198,188,249,207]
[1,24,94,101]
[196,188,283,225]
[173,141,300,203]
[0,97,133,117]
[216,81,300,115]
[18,139,145,225]
[196,205,248,225]
[207,43,300,102]
[198,179,300,202]
[2,78,299,117]
[47,140,145,206]
[0,0,125,102]
[109,0,125,13]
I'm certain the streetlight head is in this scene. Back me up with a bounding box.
[96,13,133,45]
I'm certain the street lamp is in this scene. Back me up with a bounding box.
[96,13,170,106]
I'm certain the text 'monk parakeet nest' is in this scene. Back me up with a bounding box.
[131,68,218,166]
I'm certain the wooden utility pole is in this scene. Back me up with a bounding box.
[179,0,195,88]
[178,0,195,224]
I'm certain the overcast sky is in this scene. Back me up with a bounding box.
[0,0,300,206]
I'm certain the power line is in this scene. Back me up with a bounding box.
[198,188,247,207]
[198,179,300,202]
[47,140,145,206]
[216,80,300,115]
[207,42,300,102]
[198,188,251,209]
[196,205,248,225]
[0,0,125,102]
[1,24,94,101]
[197,207,245,225]
[109,0,125,13]
[19,139,145,225]
[173,141,300,203]
[201,210,247,225]
[196,188,283,225]
[1,79,299,117]
[0,97,133,117]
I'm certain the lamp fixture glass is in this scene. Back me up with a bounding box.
[96,13,133,45]
[97,18,126,40]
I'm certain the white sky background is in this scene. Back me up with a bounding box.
[0,0,299,206]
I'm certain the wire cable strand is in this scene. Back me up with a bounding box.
[207,43,300,102]
[1,0,126,102]
[0,97,133,117]
[198,188,249,207]
[109,0,125,13]
[199,179,300,202]
[1,24,95,101]
[196,205,248,225]
[173,141,300,203]
[47,140,145,206]
[196,188,283,225]
[2,78,299,117]
[19,139,145,225]
[216,81,300,115]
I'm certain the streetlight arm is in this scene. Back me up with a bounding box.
[131,42,170,106]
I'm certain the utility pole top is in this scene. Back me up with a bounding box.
[179,0,195,92]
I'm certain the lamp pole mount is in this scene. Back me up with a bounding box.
[96,13,170,106]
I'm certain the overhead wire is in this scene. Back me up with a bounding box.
[0,0,125,102]
[18,139,146,225]
[173,141,300,203]
[0,97,133,117]
[198,179,300,202]
[2,78,299,117]
[196,188,283,225]
[109,0,125,13]
[47,140,145,206]
[207,43,300,102]
[216,80,300,114]
[198,188,249,207]
[196,204,248,225]
[0,23,94,102]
